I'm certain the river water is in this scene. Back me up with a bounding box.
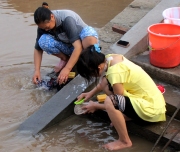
[0,0,173,151]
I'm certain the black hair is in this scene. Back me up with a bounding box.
[34,7,51,24]
[42,2,48,6]
[77,45,105,83]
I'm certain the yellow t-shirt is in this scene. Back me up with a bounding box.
[105,54,166,122]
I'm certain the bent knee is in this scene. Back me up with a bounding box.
[82,37,98,49]
[104,96,115,111]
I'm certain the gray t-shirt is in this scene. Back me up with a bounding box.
[35,10,87,50]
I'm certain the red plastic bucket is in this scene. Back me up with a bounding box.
[148,23,180,68]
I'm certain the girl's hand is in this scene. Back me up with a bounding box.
[77,92,92,101]
[82,100,97,114]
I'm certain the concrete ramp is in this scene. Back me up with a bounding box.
[109,0,180,59]
[19,75,91,135]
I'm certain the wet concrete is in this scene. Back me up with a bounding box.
[127,115,180,150]
[19,75,94,135]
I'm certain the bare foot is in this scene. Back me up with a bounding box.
[54,60,67,73]
[102,139,132,151]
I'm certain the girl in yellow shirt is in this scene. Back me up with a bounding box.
[76,45,166,151]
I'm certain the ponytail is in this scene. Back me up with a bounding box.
[42,2,49,9]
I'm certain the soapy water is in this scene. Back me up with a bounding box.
[36,76,58,91]
[36,70,75,91]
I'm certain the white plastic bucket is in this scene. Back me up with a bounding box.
[162,7,180,26]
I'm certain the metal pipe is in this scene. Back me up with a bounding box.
[150,102,180,152]
[161,129,180,152]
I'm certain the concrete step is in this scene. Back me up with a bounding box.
[126,115,180,150]
[131,52,180,121]
[131,51,180,88]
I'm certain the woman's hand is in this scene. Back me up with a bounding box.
[33,70,41,84]
[57,67,70,84]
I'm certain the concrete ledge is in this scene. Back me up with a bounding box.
[127,116,180,150]
[19,75,92,135]
[131,53,180,88]
[109,0,180,59]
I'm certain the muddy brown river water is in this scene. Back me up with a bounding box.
[0,0,174,151]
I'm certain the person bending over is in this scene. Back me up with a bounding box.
[76,45,166,151]
[32,3,98,84]
[42,2,49,9]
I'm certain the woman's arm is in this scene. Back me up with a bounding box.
[57,39,82,84]
[65,39,82,72]
[33,49,43,84]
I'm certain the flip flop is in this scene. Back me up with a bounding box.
[157,85,165,94]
